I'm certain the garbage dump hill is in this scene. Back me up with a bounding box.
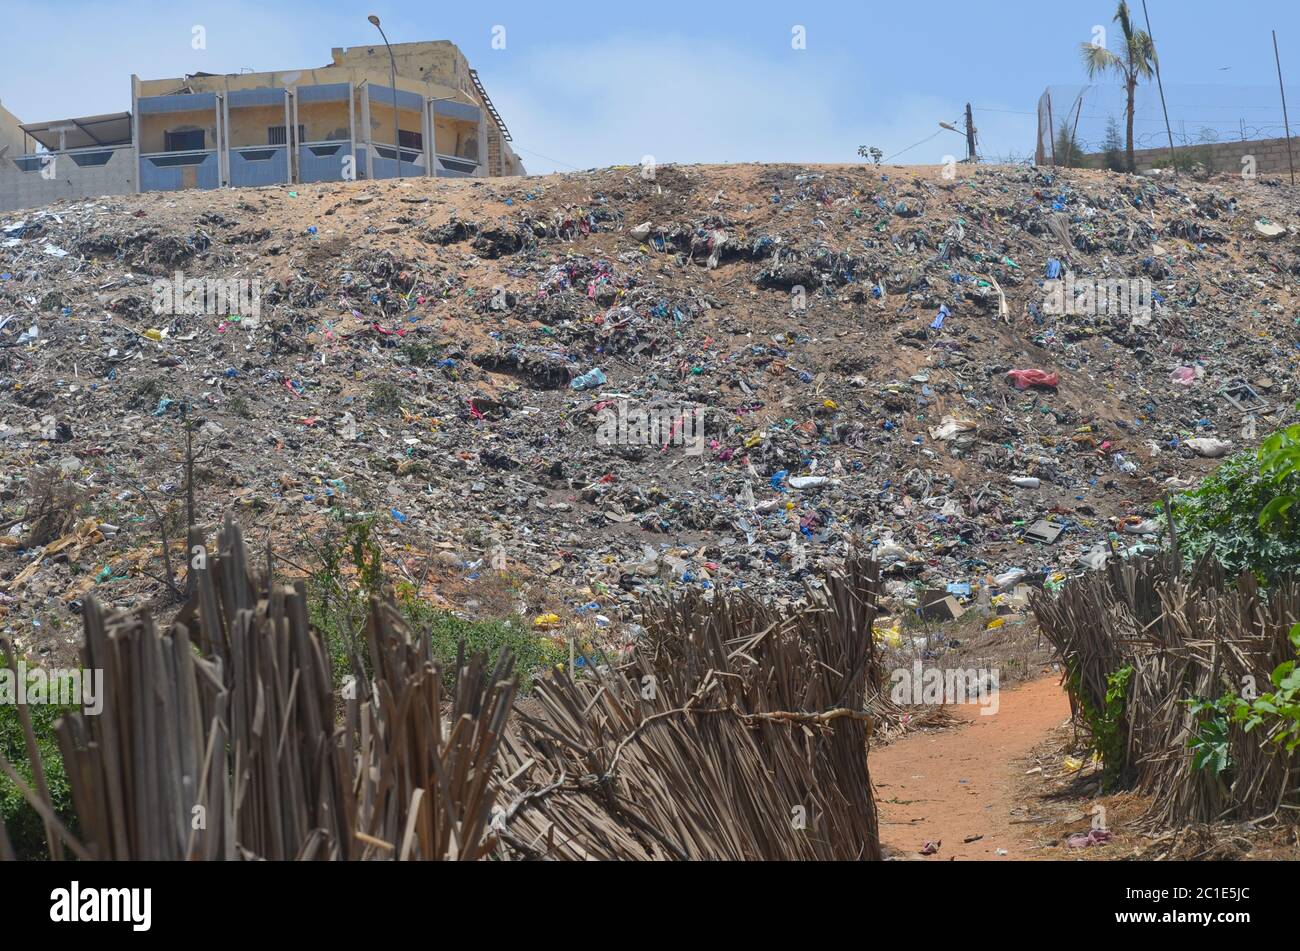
[1,162,1296,660]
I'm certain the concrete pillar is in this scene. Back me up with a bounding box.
[216,93,227,187]
[223,92,231,186]
[347,81,356,181]
[477,116,488,177]
[290,88,300,183]
[424,98,434,177]
[283,88,293,184]
[359,81,373,179]
[131,74,141,193]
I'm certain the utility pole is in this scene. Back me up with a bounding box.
[368,14,402,179]
[1141,0,1179,177]
[1068,95,1084,169]
[964,103,977,162]
[1274,30,1296,185]
[1047,93,1057,167]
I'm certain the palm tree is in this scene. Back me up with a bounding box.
[1080,1,1157,173]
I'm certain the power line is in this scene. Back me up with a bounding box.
[509,144,585,172]
[978,104,1295,125]
[884,128,945,162]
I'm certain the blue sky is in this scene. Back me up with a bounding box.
[2,0,1299,172]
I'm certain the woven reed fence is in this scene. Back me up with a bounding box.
[1033,551,1300,826]
[1,519,883,860]
[496,556,883,859]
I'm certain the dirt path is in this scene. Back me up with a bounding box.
[872,674,1071,861]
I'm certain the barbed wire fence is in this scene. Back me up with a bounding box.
[1035,82,1300,168]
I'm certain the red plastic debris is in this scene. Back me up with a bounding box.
[1006,369,1059,390]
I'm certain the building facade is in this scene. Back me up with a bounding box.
[0,40,525,212]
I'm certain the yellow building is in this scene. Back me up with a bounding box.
[133,40,524,191]
[1,39,524,210]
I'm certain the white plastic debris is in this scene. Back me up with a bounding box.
[1185,437,1233,458]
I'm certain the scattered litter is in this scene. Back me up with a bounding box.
[0,161,1290,666]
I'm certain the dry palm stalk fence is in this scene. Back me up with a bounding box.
[1033,550,1300,826]
[496,556,883,859]
[1,519,883,861]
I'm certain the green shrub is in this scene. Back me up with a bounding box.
[1166,450,1300,582]
[0,690,77,860]
[1187,623,1300,775]
[366,381,402,416]
[1232,624,1300,754]
[402,598,567,692]
[304,517,565,693]
[1066,662,1133,791]
[401,341,439,368]
[1258,418,1300,530]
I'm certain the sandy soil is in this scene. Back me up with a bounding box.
[872,674,1071,860]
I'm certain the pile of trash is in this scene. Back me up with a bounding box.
[0,161,1296,660]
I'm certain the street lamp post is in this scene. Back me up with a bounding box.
[368,15,401,179]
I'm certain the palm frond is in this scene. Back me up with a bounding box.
[1080,42,1123,80]
[1115,0,1135,43]
[1112,1,1158,80]
[1131,31,1158,79]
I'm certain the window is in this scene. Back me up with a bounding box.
[71,150,114,167]
[165,129,205,152]
[398,129,423,150]
[439,156,477,175]
[375,145,421,163]
[148,153,208,167]
[268,125,306,146]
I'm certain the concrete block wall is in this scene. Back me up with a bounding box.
[369,146,424,179]
[298,141,352,182]
[1079,135,1300,175]
[229,145,289,186]
[0,146,135,212]
[139,151,219,191]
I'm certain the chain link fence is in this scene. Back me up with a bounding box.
[1037,83,1300,173]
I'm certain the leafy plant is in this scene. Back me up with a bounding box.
[304,516,563,693]
[1053,120,1086,168]
[1102,117,1126,172]
[366,381,402,416]
[1258,412,1300,530]
[1185,695,1234,774]
[0,683,78,860]
[1229,624,1300,753]
[1165,448,1300,583]
[306,516,384,686]
[857,145,883,166]
[400,595,567,693]
[1067,662,1133,790]
[1187,624,1300,777]
[401,340,438,367]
